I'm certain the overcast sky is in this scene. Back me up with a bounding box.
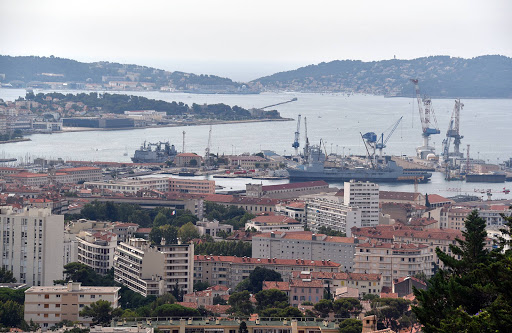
[1,0,510,81]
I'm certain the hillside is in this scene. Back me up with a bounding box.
[0,55,255,93]
[251,55,512,98]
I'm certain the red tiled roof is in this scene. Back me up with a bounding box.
[351,225,463,242]
[290,279,324,288]
[286,201,306,209]
[136,228,152,234]
[380,292,398,298]
[357,240,428,250]
[263,281,291,291]
[291,271,381,281]
[9,172,47,178]
[427,194,454,204]
[262,180,328,192]
[394,276,427,286]
[204,304,231,314]
[194,255,341,267]
[177,153,200,157]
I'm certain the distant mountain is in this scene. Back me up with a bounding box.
[251,55,512,98]
[0,55,254,93]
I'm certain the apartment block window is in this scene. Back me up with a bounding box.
[44,304,49,308]
[90,295,95,299]
[44,295,49,299]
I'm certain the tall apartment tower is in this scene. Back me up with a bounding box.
[0,206,64,286]
[114,238,194,297]
[344,180,379,228]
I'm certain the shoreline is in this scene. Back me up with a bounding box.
[0,138,31,144]
[58,117,294,133]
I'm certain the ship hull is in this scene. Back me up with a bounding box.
[287,168,432,183]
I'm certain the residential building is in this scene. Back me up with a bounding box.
[245,215,303,232]
[208,196,281,215]
[291,271,382,298]
[344,180,379,228]
[379,191,425,205]
[304,194,361,236]
[194,255,341,289]
[440,207,473,230]
[226,155,279,170]
[264,279,325,307]
[0,206,64,286]
[85,177,170,194]
[55,167,102,184]
[195,219,233,238]
[246,181,330,199]
[169,177,215,195]
[5,172,49,186]
[252,231,356,271]
[275,201,306,223]
[392,276,427,297]
[24,281,120,329]
[76,230,117,275]
[353,240,432,287]
[183,285,230,307]
[114,238,194,297]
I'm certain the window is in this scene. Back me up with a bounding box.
[44,314,48,318]
[79,295,84,298]
[44,294,49,299]
[56,294,61,298]
[56,304,60,308]
[44,304,49,308]
[90,295,95,299]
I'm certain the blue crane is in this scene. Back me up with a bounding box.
[362,116,403,157]
[292,114,301,155]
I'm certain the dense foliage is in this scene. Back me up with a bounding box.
[235,267,282,293]
[204,202,255,230]
[317,226,346,237]
[413,209,512,332]
[253,55,512,98]
[0,267,16,283]
[195,241,252,257]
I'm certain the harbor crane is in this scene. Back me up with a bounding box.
[362,116,403,157]
[303,116,310,161]
[260,97,297,110]
[204,124,212,168]
[410,79,440,159]
[446,99,464,158]
[292,114,301,155]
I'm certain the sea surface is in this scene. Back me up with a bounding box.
[0,88,511,199]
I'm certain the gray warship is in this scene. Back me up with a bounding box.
[287,145,432,183]
[131,141,177,163]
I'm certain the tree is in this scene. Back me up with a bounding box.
[178,222,200,243]
[228,291,254,315]
[314,299,333,318]
[152,304,200,317]
[0,267,16,283]
[238,321,248,333]
[333,298,362,318]
[255,289,289,310]
[79,300,115,326]
[338,319,362,333]
[247,267,282,292]
[0,300,24,328]
[194,281,210,291]
[213,295,227,305]
[413,209,512,332]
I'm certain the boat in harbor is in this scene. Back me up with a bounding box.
[287,145,432,183]
[131,141,177,163]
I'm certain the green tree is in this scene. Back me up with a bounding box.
[333,298,362,318]
[152,304,200,317]
[228,291,254,315]
[239,321,249,333]
[193,281,210,291]
[413,209,512,333]
[255,289,289,310]
[178,222,200,243]
[0,267,16,283]
[79,300,115,326]
[247,267,282,292]
[338,319,362,333]
[0,300,24,328]
[213,295,227,305]
[314,299,333,318]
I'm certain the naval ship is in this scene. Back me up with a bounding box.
[287,145,432,183]
[131,141,177,163]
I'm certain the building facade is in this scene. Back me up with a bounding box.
[24,282,120,329]
[344,180,379,228]
[0,206,64,286]
[85,177,170,194]
[252,231,356,271]
[77,230,118,275]
[114,238,194,297]
[169,178,215,195]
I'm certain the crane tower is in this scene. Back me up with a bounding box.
[292,114,301,155]
[447,99,464,157]
[410,79,440,159]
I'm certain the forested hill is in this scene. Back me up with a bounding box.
[251,55,512,98]
[0,55,241,90]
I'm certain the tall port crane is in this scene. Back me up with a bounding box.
[362,116,403,157]
[410,79,440,159]
[447,99,464,157]
[303,116,310,160]
[292,114,301,155]
[260,97,298,110]
[204,124,212,168]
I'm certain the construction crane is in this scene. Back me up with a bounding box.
[410,79,440,159]
[362,116,402,157]
[360,132,376,169]
[292,114,301,155]
[446,99,464,157]
[204,124,212,168]
[303,116,310,160]
[442,119,454,163]
[260,97,298,110]
[182,131,186,153]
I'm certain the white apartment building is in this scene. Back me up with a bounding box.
[77,230,118,275]
[252,231,356,271]
[0,206,64,287]
[304,194,361,237]
[195,219,233,238]
[114,238,194,297]
[245,215,304,233]
[353,240,432,287]
[84,177,170,195]
[24,281,120,329]
[344,180,379,228]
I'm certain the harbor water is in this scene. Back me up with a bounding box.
[0,88,511,199]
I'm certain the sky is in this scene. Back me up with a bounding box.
[1,0,511,81]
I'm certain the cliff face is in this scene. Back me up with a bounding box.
[251,55,512,98]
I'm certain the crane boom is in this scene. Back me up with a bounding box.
[304,116,310,160]
[260,98,298,110]
[205,124,212,167]
[410,79,440,159]
[292,114,301,155]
